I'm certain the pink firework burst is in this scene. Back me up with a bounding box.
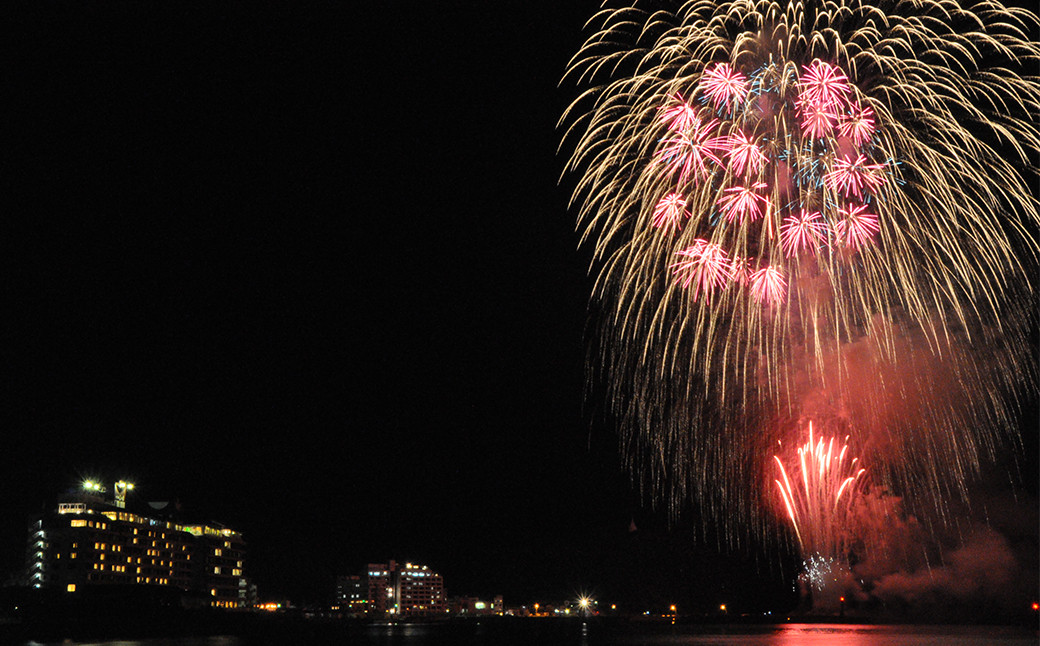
[798,60,851,109]
[656,118,725,183]
[726,131,768,177]
[833,203,880,249]
[730,254,752,284]
[838,102,876,146]
[780,209,827,256]
[652,193,690,231]
[717,182,769,223]
[671,241,732,300]
[823,154,886,199]
[699,62,748,111]
[799,99,839,140]
[659,93,699,132]
[749,266,786,304]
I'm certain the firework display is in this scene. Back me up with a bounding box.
[773,423,866,585]
[561,0,1039,542]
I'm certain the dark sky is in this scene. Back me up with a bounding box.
[0,1,1035,614]
[0,0,658,606]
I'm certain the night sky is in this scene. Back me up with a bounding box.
[0,1,1035,614]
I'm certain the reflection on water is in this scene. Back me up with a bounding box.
[19,623,1039,646]
[612,624,1037,646]
[27,637,242,646]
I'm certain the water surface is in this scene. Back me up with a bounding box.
[23,622,1038,646]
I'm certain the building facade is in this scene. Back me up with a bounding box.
[344,560,446,618]
[394,561,445,617]
[334,574,367,615]
[26,481,251,608]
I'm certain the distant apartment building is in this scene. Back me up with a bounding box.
[394,561,445,616]
[335,574,367,615]
[340,560,446,618]
[366,563,392,615]
[25,479,252,609]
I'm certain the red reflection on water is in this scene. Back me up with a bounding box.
[772,624,883,646]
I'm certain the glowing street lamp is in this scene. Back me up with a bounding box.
[114,480,135,508]
[578,596,592,618]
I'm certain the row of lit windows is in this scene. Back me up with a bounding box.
[94,542,123,552]
[60,507,240,541]
[77,539,190,556]
[69,519,102,529]
[211,600,239,608]
[55,550,190,568]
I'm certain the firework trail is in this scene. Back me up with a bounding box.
[774,423,866,557]
[561,0,1039,540]
[773,422,866,594]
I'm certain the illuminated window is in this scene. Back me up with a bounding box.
[71,519,87,528]
[67,584,76,592]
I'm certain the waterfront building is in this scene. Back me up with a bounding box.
[25,480,251,609]
[354,560,446,618]
[366,563,392,616]
[334,574,367,616]
[394,561,446,617]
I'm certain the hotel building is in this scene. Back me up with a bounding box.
[25,480,251,608]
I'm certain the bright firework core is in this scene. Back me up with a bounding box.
[774,423,867,608]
